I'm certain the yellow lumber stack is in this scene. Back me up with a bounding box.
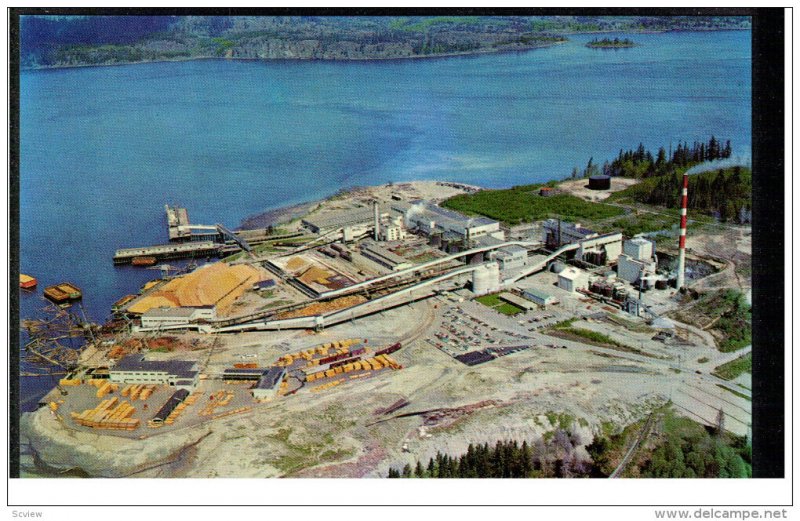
[73,398,139,430]
[129,385,143,401]
[310,379,344,392]
[138,385,155,401]
[212,406,251,420]
[96,381,113,398]
[278,380,289,396]
[218,392,234,406]
[199,391,232,417]
[121,384,133,397]
[376,354,402,370]
[184,391,204,405]
[59,378,81,386]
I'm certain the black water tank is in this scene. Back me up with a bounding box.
[588,175,611,190]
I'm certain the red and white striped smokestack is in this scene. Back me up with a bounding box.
[676,173,689,290]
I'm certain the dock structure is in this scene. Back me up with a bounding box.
[113,242,222,265]
[166,205,222,243]
[166,205,192,241]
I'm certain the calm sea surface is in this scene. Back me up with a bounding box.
[18,30,751,409]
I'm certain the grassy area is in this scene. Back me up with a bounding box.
[252,243,281,255]
[475,294,503,307]
[548,320,658,358]
[712,352,751,381]
[442,184,624,226]
[474,294,524,316]
[495,303,524,316]
[595,205,715,238]
[715,293,752,352]
[559,327,618,345]
[544,411,577,430]
[551,318,577,329]
[674,290,751,352]
[551,319,621,346]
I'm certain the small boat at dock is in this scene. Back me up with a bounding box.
[132,256,157,266]
[19,274,38,289]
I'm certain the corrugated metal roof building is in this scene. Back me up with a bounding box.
[522,288,559,307]
[252,367,286,401]
[151,389,190,423]
[110,355,199,390]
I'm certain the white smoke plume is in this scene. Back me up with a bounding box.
[404,202,426,228]
[684,155,751,176]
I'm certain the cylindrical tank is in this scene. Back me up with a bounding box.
[472,263,500,295]
[588,175,611,190]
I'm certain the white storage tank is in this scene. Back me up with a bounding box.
[472,262,500,295]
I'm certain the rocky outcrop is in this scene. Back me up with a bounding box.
[21,408,212,478]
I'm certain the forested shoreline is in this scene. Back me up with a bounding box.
[20,15,750,69]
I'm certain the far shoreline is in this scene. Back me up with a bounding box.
[19,26,750,72]
[21,40,565,73]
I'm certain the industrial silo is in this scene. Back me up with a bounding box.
[472,263,500,295]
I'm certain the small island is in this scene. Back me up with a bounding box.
[586,37,636,49]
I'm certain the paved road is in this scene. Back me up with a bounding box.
[713,345,752,366]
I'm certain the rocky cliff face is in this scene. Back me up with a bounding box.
[21,408,212,478]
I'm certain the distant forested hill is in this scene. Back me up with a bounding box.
[19,15,751,68]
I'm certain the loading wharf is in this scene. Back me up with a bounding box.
[113,242,223,265]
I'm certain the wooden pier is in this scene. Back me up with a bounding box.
[113,241,222,265]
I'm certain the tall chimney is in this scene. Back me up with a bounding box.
[373,201,380,241]
[676,173,689,290]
